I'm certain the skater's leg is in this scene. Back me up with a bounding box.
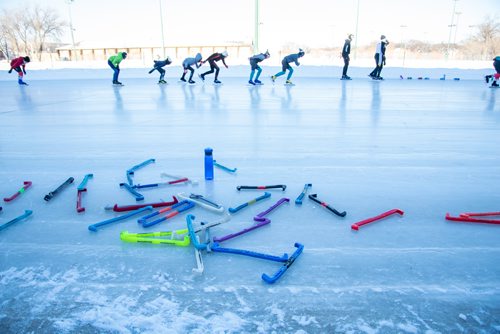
[249,69,255,82]
[369,54,379,77]
[16,69,26,84]
[214,63,220,81]
[286,67,294,80]
[201,62,215,78]
[108,60,120,82]
[342,57,349,76]
[274,71,286,78]
[187,66,195,81]
[254,67,263,81]
[181,67,187,81]
[158,68,165,81]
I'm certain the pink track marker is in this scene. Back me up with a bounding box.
[4,181,32,202]
[446,213,500,225]
[351,209,404,231]
[459,211,500,218]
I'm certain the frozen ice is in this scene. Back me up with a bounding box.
[0,66,499,333]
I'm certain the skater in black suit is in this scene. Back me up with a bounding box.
[369,35,389,80]
[341,34,353,80]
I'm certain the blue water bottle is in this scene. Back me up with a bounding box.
[204,148,214,180]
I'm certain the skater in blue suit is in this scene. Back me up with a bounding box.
[248,50,270,85]
[271,49,305,85]
[149,56,172,84]
[180,53,202,84]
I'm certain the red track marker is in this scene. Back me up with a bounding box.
[351,209,404,231]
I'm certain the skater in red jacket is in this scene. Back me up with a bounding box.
[8,56,31,85]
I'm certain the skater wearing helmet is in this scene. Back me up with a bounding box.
[8,56,30,85]
[199,51,229,84]
[341,34,353,80]
[149,56,172,84]
[108,51,127,85]
[271,49,305,85]
[180,53,202,84]
[369,35,389,80]
[248,50,270,85]
[485,56,500,87]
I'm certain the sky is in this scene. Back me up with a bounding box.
[0,0,499,50]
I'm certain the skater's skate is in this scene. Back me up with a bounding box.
[491,81,499,88]
[271,75,276,82]
[254,79,262,85]
[285,80,294,85]
[199,73,205,81]
[188,79,196,84]
[180,78,186,82]
[158,80,167,84]
[214,79,222,84]
[113,80,123,85]
[248,80,256,85]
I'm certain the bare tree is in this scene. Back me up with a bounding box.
[29,4,65,60]
[468,16,500,59]
[0,5,65,60]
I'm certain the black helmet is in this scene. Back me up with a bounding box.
[122,52,127,58]
[264,50,270,58]
[298,48,305,57]
[23,56,31,62]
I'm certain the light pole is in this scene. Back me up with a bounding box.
[446,0,459,59]
[400,25,407,67]
[453,11,462,57]
[254,0,260,53]
[159,0,166,58]
[354,0,360,60]
[66,0,77,61]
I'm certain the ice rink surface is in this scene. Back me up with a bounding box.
[1,69,499,333]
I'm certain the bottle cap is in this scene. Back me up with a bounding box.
[205,148,213,155]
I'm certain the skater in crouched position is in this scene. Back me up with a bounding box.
[180,53,202,84]
[200,51,228,84]
[485,56,500,87]
[8,56,30,85]
[369,35,389,80]
[149,56,172,84]
[108,52,127,85]
[248,50,270,85]
[271,49,305,85]
[341,34,353,80]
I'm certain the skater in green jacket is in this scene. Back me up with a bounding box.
[108,52,127,85]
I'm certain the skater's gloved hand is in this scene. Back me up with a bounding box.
[225,65,228,68]
[8,69,12,73]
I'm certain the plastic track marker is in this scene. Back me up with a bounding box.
[120,183,144,201]
[44,177,74,202]
[178,193,225,213]
[130,178,189,189]
[351,209,404,231]
[0,210,33,232]
[445,213,500,225]
[228,192,271,214]
[138,200,194,228]
[308,194,346,217]
[211,242,289,262]
[237,184,286,191]
[105,197,178,212]
[120,229,190,246]
[261,243,304,284]
[88,206,153,232]
[213,160,237,173]
[213,197,289,243]
[4,181,32,202]
[126,159,155,185]
[295,183,312,205]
